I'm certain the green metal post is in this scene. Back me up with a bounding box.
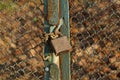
[44,0,70,80]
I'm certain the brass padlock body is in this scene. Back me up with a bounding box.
[51,36,72,55]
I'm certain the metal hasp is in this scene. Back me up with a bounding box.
[44,0,71,80]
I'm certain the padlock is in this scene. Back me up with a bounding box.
[50,36,72,55]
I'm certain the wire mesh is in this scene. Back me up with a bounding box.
[0,0,44,80]
[69,0,120,80]
[0,0,120,80]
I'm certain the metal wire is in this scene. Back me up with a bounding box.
[70,0,120,80]
[0,0,44,80]
[0,0,120,80]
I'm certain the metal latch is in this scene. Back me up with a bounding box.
[44,0,71,80]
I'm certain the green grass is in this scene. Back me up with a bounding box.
[0,1,17,12]
[32,17,39,23]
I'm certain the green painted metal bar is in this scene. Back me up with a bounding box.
[44,0,60,80]
[47,0,59,25]
[59,0,71,80]
[44,0,70,80]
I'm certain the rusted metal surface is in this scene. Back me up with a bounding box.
[44,0,71,80]
[44,1,61,79]
[51,36,72,55]
[47,0,59,25]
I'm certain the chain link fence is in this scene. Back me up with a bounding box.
[0,0,120,80]
[69,0,120,80]
[0,0,44,80]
